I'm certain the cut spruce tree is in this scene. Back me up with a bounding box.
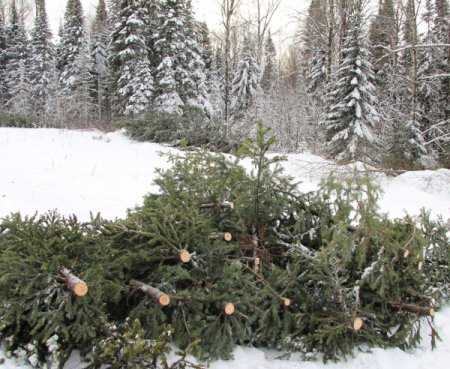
[99,124,447,360]
[0,212,114,368]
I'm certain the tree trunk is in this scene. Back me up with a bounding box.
[59,267,88,297]
[130,279,170,306]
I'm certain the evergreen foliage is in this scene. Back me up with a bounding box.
[28,0,55,123]
[57,0,85,95]
[109,0,154,116]
[369,0,396,76]
[418,0,450,161]
[3,0,28,111]
[87,319,202,369]
[0,7,8,105]
[303,0,328,101]
[0,212,113,368]
[261,31,276,92]
[230,37,261,117]
[324,1,380,162]
[90,0,110,121]
[123,107,231,151]
[153,0,210,115]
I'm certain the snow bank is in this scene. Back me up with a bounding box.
[0,127,449,369]
[1,128,448,221]
[0,128,174,220]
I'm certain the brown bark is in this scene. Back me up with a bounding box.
[390,302,435,316]
[130,280,170,306]
[59,268,88,297]
[209,232,233,242]
[200,201,234,210]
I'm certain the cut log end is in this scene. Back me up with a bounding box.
[224,232,233,242]
[282,298,291,307]
[179,249,191,263]
[224,303,235,315]
[254,257,261,273]
[130,279,170,307]
[353,317,364,331]
[59,267,88,297]
[158,294,171,307]
[73,282,88,297]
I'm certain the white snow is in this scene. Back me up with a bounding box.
[0,128,449,369]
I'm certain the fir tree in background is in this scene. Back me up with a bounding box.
[261,31,276,93]
[182,0,211,115]
[154,56,184,114]
[399,0,428,164]
[420,0,450,161]
[196,21,213,74]
[90,0,110,121]
[57,0,85,95]
[303,0,328,102]
[418,0,442,155]
[369,0,397,78]
[324,0,380,162]
[28,0,55,124]
[109,0,154,116]
[153,0,185,114]
[4,0,29,114]
[208,45,225,118]
[0,7,7,106]
[154,0,210,115]
[230,36,261,118]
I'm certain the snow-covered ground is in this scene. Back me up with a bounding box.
[0,127,449,369]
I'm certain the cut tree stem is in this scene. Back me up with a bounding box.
[390,302,435,316]
[200,201,234,210]
[209,232,233,242]
[130,279,170,306]
[59,268,88,297]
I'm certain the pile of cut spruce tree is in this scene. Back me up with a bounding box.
[0,126,448,369]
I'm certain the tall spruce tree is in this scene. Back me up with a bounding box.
[369,0,397,77]
[154,0,210,115]
[399,0,428,163]
[182,0,211,114]
[323,0,380,162]
[28,0,55,123]
[90,0,110,120]
[196,21,212,73]
[4,0,29,112]
[417,0,450,161]
[58,0,86,95]
[261,31,276,92]
[230,36,261,117]
[303,0,328,101]
[109,0,154,116]
[0,7,7,106]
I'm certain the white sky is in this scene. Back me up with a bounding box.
[47,0,307,50]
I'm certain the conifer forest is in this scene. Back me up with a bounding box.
[0,1,449,369]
